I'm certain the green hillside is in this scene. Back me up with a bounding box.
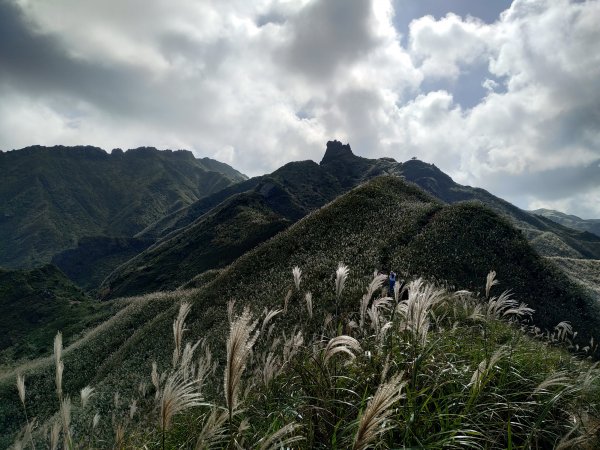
[0,145,246,269]
[399,159,600,260]
[99,192,291,299]
[0,265,120,366]
[136,142,401,241]
[2,176,599,447]
[549,257,600,300]
[51,236,153,292]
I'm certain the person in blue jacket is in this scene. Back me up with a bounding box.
[388,271,396,297]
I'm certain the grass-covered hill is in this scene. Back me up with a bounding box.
[0,145,246,269]
[99,191,291,299]
[532,208,600,237]
[397,159,600,260]
[0,265,120,367]
[3,176,599,448]
[549,257,600,300]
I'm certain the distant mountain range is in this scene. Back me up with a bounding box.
[531,208,600,237]
[0,145,246,269]
[99,141,600,300]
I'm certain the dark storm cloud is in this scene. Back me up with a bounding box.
[281,0,380,80]
[0,0,153,119]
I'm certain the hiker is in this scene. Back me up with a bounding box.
[388,271,396,297]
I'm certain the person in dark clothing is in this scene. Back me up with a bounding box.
[388,271,396,297]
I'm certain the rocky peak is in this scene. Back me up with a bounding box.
[320,140,354,165]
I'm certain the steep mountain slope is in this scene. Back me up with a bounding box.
[0,145,246,268]
[99,191,291,299]
[3,176,598,446]
[0,265,120,366]
[531,208,600,237]
[137,142,402,241]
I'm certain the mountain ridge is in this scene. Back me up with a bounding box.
[100,141,600,299]
[0,145,246,269]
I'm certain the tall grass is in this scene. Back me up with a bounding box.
[10,267,600,449]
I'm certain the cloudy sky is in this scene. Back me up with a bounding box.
[1,0,599,218]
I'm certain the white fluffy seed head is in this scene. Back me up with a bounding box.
[292,266,302,290]
[336,263,349,298]
[16,374,25,405]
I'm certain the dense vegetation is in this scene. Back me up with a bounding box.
[51,236,153,293]
[8,269,600,449]
[2,176,599,448]
[0,265,120,366]
[0,145,246,268]
[99,193,291,298]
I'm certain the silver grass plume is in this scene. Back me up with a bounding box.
[486,290,534,321]
[172,301,192,368]
[180,340,202,381]
[261,308,282,334]
[159,372,203,432]
[336,263,349,298]
[283,289,292,313]
[292,266,302,290]
[360,274,387,330]
[195,407,229,450]
[305,292,313,319]
[324,335,362,364]
[555,321,574,342]
[196,342,214,387]
[54,332,63,400]
[224,308,259,414]
[50,420,60,450]
[16,374,25,406]
[470,346,508,392]
[257,422,303,450]
[352,374,406,450]
[80,386,95,408]
[533,371,572,394]
[396,279,445,345]
[227,299,236,324]
[485,270,499,298]
[263,352,280,386]
[60,396,72,449]
[283,330,304,363]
